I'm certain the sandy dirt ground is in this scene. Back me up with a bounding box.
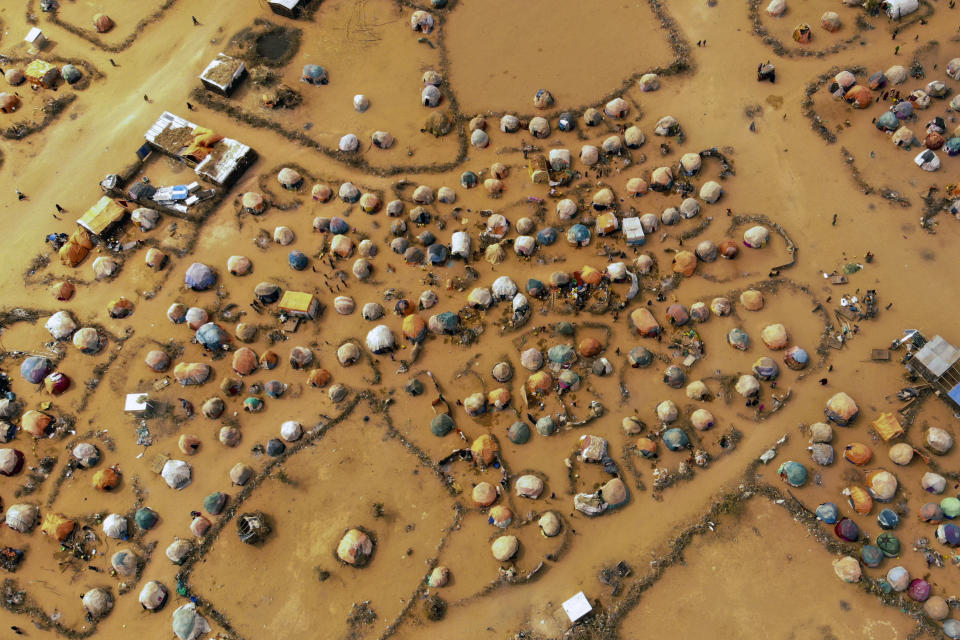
[0,0,959,638]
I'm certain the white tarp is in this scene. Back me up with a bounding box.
[884,0,919,18]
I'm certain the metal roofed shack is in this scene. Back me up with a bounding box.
[901,333,960,413]
[199,54,246,96]
[144,111,256,187]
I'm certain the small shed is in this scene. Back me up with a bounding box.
[124,393,148,412]
[562,592,593,624]
[199,54,246,96]
[24,28,46,54]
[77,196,129,237]
[269,0,307,18]
[25,59,58,88]
[622,217,646,245]
[278,291,319,319]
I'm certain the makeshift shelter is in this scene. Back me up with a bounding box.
[107,297,134,319]
[630,308,661,337]
[825,391,859,425]
[59,227,93,266]
[360,324,393,354]
[91,256,118,280]
[162,459,192,489]
[914,149,940,171]
[93,13,114,32]
[402,315,427,343]
[145,248,167,270]
[22,410,53,437]
[44,372,70,395]
[49,280,74,301]
[300,63,328,86]
[196,322,228,351]
[184,307,208,329]
[0,92,21,113]
[139,580,168,611]
[5,504,38,533]
[845,85,871,108]
[102,513,127,539]
[25,59,57,88]
[766,0,786,16]
[109,550,138,577]
[173,603,211,640]
[131,208,160,232]
[24,27,46,54]
[57,63,81,85]
[46,310,77,340]
[145,112,255,187]
[792,23,812,43]
[232,348,258,376]
[0,448,25,476]
[820,11,840,31]
[20,356,52,384]
[77,197,129,237]
[174,362,211,385]
[337,529,374,565]
[200,54,246,96]
[289,346,314,369]
[5,68,25,86]
[38,512,74,541]
[873,413,904,441]
[276,291,318,319]
[883,0,919,18]
[184,262,216,290]
[270,0,308,18]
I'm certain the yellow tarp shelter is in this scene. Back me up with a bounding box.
[279,291,318,319]
[25,59,58,88]
[77,196,128,237]
[872,412,904,442]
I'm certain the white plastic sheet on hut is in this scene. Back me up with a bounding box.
[468,287,493,309]
[162,459,192,489]
[366,325,395,354]
[915,149,940,171]
[103,513,128,539]
[492,276,518,300]
[5,503,38,532]
[883,0,918,18]
[46,310,77,340]
[512,293,529,314]
[514,236,535,256]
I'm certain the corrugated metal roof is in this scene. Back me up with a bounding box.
[199,54,245,91]
[145,111,195,144]
[914,335,960,378]
[195,138,252,185]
